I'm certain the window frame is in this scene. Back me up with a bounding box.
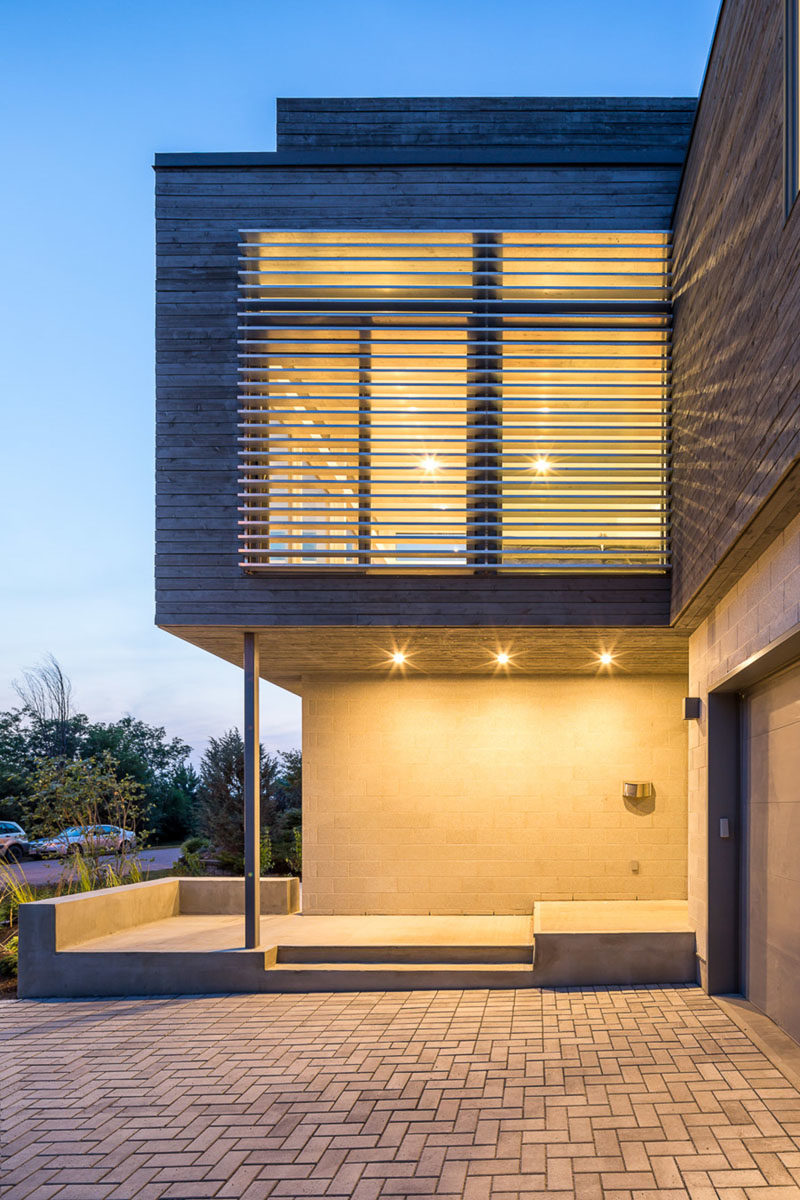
[237,230,672,575]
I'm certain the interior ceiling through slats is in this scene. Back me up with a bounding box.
[238,230,671,573]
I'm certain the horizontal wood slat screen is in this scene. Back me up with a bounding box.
[238,231,670,572]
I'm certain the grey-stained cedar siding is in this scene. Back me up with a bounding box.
[155,106,689,632]
[671,0,800,623]
[275,97,697,153]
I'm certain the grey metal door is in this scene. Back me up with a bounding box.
[744,661,800,1041]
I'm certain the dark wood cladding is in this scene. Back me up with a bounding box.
[671,0,800,623]
[155,572,672,629]
[156,109,687,637]
[276,97,696,154]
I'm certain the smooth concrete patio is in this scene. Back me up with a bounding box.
[534,899,691,932]
[72,901,690,951]
[74,912,535,953]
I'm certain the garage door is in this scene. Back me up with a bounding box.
[745,661,800,1041]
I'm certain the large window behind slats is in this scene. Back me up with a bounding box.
[238,231,670,572]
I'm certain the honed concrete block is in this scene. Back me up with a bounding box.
[178,876,300,915]
[303,675,689,914]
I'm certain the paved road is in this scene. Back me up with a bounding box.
[15,844,182,887]
[3,986,800,1198]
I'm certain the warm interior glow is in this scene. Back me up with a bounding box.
[418,453,441,476]
[238,230,670,573]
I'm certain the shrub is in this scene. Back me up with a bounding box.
[0,935,18,978]
[173,836,210,877]
[0,860,35,925]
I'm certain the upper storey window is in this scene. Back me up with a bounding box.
[788,0,800,213]
[238,231,671,573]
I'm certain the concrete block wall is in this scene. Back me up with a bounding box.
[302,675,688,915]
[688,511,800,966]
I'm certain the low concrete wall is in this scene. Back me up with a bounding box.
[532,931,697,986]
[17,875,300,998]
[25,950,277,998]
[179,876,300,915]
[20,879,181,954]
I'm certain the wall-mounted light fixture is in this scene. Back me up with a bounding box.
[683,697,702,719]
[622,781,653,800]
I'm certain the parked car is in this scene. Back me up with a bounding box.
[0,821,29,860]
[27,825,136,859]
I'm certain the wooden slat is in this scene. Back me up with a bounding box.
[237,230,671,573]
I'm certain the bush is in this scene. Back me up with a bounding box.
[174,836,210,877]
[0,935,18,978]
[181,836,208,856]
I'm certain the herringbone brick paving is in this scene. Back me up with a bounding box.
[2,986,800,1199]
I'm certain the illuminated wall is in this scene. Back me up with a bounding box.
[302,674,688,914]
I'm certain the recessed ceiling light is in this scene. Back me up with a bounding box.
[495,651,511,665]
[391,650,406,665]
[599,651,614,666]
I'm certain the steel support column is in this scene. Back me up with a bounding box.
[243,631,260,949]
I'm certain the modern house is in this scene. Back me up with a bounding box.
[150,0,800,1035]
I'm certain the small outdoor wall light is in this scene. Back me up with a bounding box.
[598,651,614,666]
[495,651,511,665]
[390,650,406,665]
[684,697,702,719]
[622,781,654,800]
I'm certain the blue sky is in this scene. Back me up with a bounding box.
[0,0,720,759]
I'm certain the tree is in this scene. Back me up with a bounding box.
[12,654,75,759]
[271,750,302,870]
[21,752,146,838]
[79,716,197,842]
[196,730,279,872]
[0,710,31,824]
[20,752,147,888]
[275,749,302,811]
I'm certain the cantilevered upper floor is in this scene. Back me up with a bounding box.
[155,96,695,667]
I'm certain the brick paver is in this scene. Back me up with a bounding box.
[2,986,800,1198]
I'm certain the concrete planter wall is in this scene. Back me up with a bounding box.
[17,876,300,998]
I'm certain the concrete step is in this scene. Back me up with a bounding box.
[276,943,533,965]
[266,961,537,991]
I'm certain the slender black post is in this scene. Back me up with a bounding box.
[243,631,260,949]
